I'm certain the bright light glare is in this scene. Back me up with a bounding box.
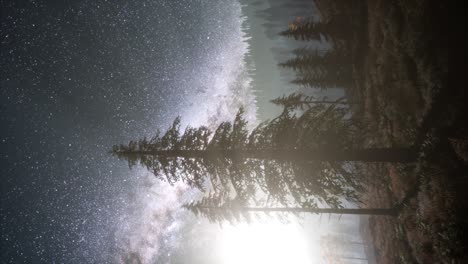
[220,221,317,264]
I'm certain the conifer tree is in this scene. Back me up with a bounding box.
[291,70,352,89]
[183,195,397,225]
[279,20,328,41]
[278,49,352,89]
[270,93,353,111]
[278,49,349,73]
[113,108,367,208]
[279,18,349,43]
[112,104,417,208]
[291,47,328,57]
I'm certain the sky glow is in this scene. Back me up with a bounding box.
[220,221,317,264]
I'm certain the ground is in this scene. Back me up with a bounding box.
[315,0,467,263]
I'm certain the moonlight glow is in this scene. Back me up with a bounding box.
[219,221,318,264]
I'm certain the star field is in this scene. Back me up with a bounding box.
[1,0,254,262]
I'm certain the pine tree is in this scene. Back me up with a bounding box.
[183,195,397,225]
[291,70,352,89]
[278,49,349,73]
[291,47,329,57]
[113,108,367,208]
[321,234,369,264]
[270,93,354,112]
[112,105,417,208]
[279,20,328,41]
[278,49,352,89]
[279,18,350,43]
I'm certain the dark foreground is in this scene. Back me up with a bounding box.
[314,0,467,263]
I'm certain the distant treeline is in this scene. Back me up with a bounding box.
[278,15,358,90]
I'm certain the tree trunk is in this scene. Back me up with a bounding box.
[119,146,418,163]
[249,148,418,163]
[236,207,398,216]
[198,206,398,216]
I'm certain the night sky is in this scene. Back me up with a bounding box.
[1,1,362,263]
[1,0,258,262]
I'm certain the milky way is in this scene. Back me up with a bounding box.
[1,0,255,263]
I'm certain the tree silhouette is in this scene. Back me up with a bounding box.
[113,108,368,208]
[279,19,327,41]
[278,49,349,72]
[183,195,397,225]
[112,104,417,208]
[291,47,329,57]
[279,17,350,44]
[290,73,351,89]
[270,93,354,112]
[278,50,352,89]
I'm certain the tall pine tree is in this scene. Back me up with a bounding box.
[112,104,417,208]
[183,195,397,225]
